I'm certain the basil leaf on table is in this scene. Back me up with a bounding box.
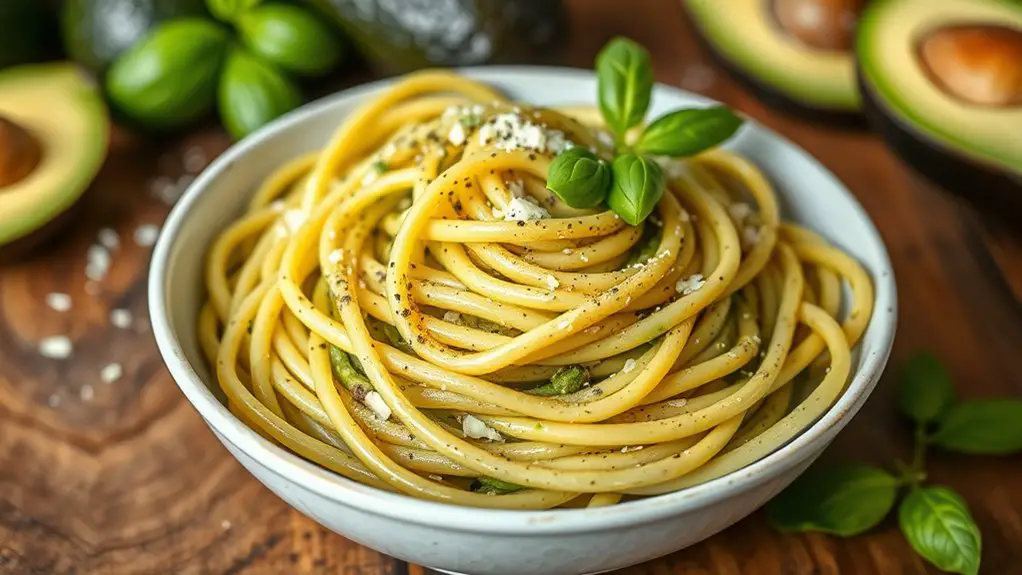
[930,399,1022,455]
[899,486,981,575]
[897,350,956,424]
[635,106,743,157]
[218,48,302,140]
[765,463,898,536]
[595,36,653,143]
[207,0,262,22]
[237,3,343,77]
[607,153,665,226]
[546,147,611,209]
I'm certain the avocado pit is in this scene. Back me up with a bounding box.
[772,0,863,52]
[917,24,1022,107]
[0,115,41,187]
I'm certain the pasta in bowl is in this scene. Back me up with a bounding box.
[151,63,895,574]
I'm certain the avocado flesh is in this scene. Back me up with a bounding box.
[858,0,1022,174]
[686,0,859,113]
[0,64,109,247]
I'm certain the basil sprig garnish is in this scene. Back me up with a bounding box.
[765,350,1022,575]
[545,36,744,226]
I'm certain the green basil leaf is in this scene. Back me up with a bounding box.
[897,350,955,424]
[595,37,653,142]
[899,486,981,575]
[237,3,343,77]
[471,477,524,494]
[606,154,664,226]
[930,399,1022,454]
[545,147,611,209]
[765,463,897,536]
[526,365,590,396]
[207,0,261,22]
[635,106,742,157]
[218,48,302,140]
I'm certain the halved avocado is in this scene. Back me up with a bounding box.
[0,63,109,250]
[858,0,1022,215]
[686,0,864,124]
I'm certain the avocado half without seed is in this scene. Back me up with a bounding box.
[0,63,108,254]
[686,0,865,125]
[858,0,1022,215]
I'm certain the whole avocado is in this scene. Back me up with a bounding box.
[62,0,209,73]
[306,0,566,73]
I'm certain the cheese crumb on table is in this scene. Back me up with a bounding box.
[101,363,123,384]
[133,224,161,247]
[46,293,72,312]
[39,336,73,359]
[110,308,133,329]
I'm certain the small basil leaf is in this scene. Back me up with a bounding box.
[899,486,981,575]
[607,154,664,226]
[635,106,743,157]
[546,147,611,209]
[526,365,590,396]
[471,477,525,494]
[595,37,653,142]
[207,0,261,22]
[765,463,898,536]
[897,350,956,424]
[930,399,1022,455]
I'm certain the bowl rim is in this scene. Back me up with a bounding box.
[149,65,897,535]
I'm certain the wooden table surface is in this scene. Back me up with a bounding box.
[2,1,1021,574]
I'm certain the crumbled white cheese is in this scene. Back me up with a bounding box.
[46,293,72,312]
[100,363,123,384]
[327,249,344,264]
[729,202,752,222]
[365,391,391,421]
[183,147,207,174]
[620,445,645,453]
[110,308,133,329]
[657,158,687,181]
[622,358,637,373]
[462,414,503,442]
[743,225,762,247]
[133,224,160,247]
[596,131,616,148]
[361,169,381,186]
[283,209,306,233]
[503,197,549,222]
[676,274,706,296]
[478,112,572,154]
[544,275,560,290]
[221,520,232,531]
[85,245,111,281]
[562,248,574,255]
[443,311,461,323]
[448,121,467,146]
[39,336,73,359]
[80,384,94,401]
[97,228,119,250]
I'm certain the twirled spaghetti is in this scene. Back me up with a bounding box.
[199,71,874,509]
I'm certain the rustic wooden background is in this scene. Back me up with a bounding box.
[2,1,1020,573]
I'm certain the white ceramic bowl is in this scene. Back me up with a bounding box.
[149,68,897,575]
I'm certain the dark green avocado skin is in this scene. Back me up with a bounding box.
[62,0,209,74]
[687,17,864,129]
[306,0,566,74]
[858,68,1022,222]
[0,0,61,69]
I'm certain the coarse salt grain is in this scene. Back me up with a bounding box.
[462,414,503,442]
[443,311,461,323]
[676,274,706,296]
[503,196,549,222]
[46,293,72,312]
[110,308,133,329]
[39,336,73,359]
[97,228,119,250]
[365,391,392,421]
[622,358,637,373]
[100,363,123,384]
[133,224,160,247]
[80,384,94,401]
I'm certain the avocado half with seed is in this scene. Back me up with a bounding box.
[858,0,1022,215]
[0,64,109,255]
[685,0,865,125]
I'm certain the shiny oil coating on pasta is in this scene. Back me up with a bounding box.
[200,71,874,509]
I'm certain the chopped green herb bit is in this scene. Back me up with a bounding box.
[471,477,525,494]
[526,365,590,396]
